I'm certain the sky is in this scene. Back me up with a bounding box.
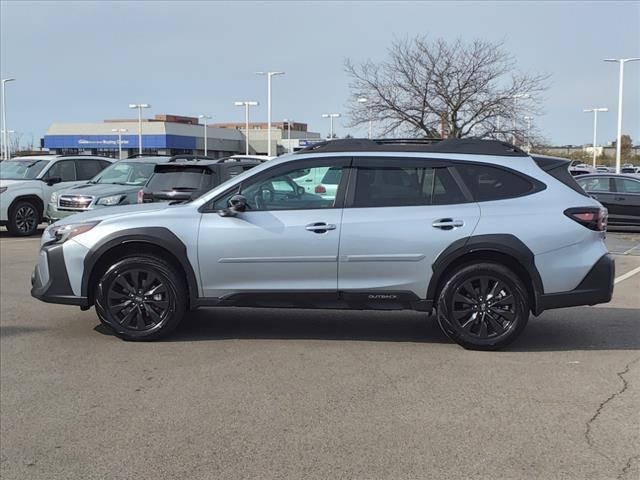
[1,0,639,146]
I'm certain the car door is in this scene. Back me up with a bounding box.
[337,157,480,299]
[612,177,640,225]
[41,159,78,203]
[197,157,350,298]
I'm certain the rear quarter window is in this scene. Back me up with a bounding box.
[454,164,538,202]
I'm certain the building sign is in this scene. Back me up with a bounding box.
[44,134,196,150]
[298,139,324,147]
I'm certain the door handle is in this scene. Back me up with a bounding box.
[305,222,336,233]
[432,218,464,230]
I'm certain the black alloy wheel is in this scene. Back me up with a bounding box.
[437,262,529,350]
[8,201,39,236]
[95,255,186,341]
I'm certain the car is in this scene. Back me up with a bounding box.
[31,138,614,350]
[575,173,640,227]
[596,166,613,173]
[46,155,205,221]
[0,154,113,236]
[140,157,262,204]
[620,166,639,174]
[569,165,596,176]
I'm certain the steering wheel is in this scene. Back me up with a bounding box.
[254,183,275,209]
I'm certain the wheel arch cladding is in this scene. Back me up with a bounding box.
[427,234,544,314]
[82,227,199,308]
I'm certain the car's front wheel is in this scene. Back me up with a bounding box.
[436,262,529,350]
[7,200,40,236]
[94,255,186,341]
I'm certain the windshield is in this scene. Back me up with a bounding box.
[92,162,156,186]
[0,160,49,180]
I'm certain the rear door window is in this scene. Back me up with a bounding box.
[75,160,104,180]
[454,164,535,201]
[615,178,640,194]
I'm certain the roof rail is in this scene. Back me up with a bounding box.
[215,156,262,163]
[294,138,527,157]
[167,154,218,163]
[126,153,171,159]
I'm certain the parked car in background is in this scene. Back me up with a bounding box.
[620,166,639,174]
[0,155,113,235]
[45,155,213,221]
[141,157,261,204]
[596,165,613,173]
[576,173,640,227]
[31,139,614,350]
[292,166,343,199]
[569,165,596,176]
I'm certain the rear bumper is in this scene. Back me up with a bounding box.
[31,243,89,307]
[534,253,614,314]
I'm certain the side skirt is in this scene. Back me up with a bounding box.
[193,291,433,312]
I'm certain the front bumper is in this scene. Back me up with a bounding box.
[46,202,86,222]
[535,253,615,314]
[31,243,89,307]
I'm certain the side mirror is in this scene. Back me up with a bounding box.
[46,177,62,186]
[218,194,247,217]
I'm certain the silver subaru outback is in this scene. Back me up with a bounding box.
[31,138,614,350]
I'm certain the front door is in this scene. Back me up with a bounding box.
[41,159,80,203]
[197,158,350,298]
[337,158,480,298]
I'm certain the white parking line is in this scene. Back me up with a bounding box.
[615,266,640,284]
[623,244,640,255]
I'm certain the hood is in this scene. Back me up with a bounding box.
[0,179,39,188]
[59,183,142,197]
[52,202,171,226]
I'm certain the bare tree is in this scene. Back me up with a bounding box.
[345,37,549,141]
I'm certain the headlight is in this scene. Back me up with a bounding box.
[45,221,100,245]
[96,195,125,206]
[0,187,7,194]
[50,191,59,203]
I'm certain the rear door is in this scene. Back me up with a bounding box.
[576,176,618,220]
[337,157,480,299]
[612,177,640,225]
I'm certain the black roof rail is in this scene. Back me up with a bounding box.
[294,138,527,157]
[126,153,171,159]
[167,154,218,163]
[215,156,262,163]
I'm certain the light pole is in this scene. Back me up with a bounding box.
[523,116,533,153]
[604,58,639,173]
[322,113,341,140]
[357,97,372,139]
[198,115,212,155]
[128,103,150,154]
[511,93,529,145]
[583,107,608,168]
[1,78,16,160]
[283,119,294,153]
[111,128,128,159]
[234,101,259,155]
[256,71,284,157]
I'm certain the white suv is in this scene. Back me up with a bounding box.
[31,139,614,350]
[0,155,113,235]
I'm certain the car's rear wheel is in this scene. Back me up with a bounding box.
[436,262,529,350]
[94,255,186,341]
[7,200,40,236]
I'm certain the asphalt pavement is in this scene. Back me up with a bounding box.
[0,232,638,480]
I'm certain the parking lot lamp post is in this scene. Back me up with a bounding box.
[198,115,212,155]
[1,78,16,160]
[128,103,150,154]
[234,101,259,155]
[357,97,372,139]
[322,113,341,140]
[604,58,639,173]
[255,72,284,156]
[111,128,128,159]
[583,108,608,168]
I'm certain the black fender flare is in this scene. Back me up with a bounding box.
[426,234,545,312]
[81,227,199,307]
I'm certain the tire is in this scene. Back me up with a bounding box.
[94,255,187,341]
[7,200,40,236]
[436,262,529,351]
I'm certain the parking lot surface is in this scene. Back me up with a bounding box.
[1,231,638,480]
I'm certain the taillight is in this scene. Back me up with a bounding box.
[564,207,607,231]
[137,189,144,204]
[315,184,326,194]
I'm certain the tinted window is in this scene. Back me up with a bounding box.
[456,164,534,201]
[616,178,640,193]
[227,166,244,178]
[353,166,465,207]
[577,177,612,192]
[322,167,342,185]
[46,160,76,182]
[213,164,343,211]
[75,160,105,180]
[147,168,213,191]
